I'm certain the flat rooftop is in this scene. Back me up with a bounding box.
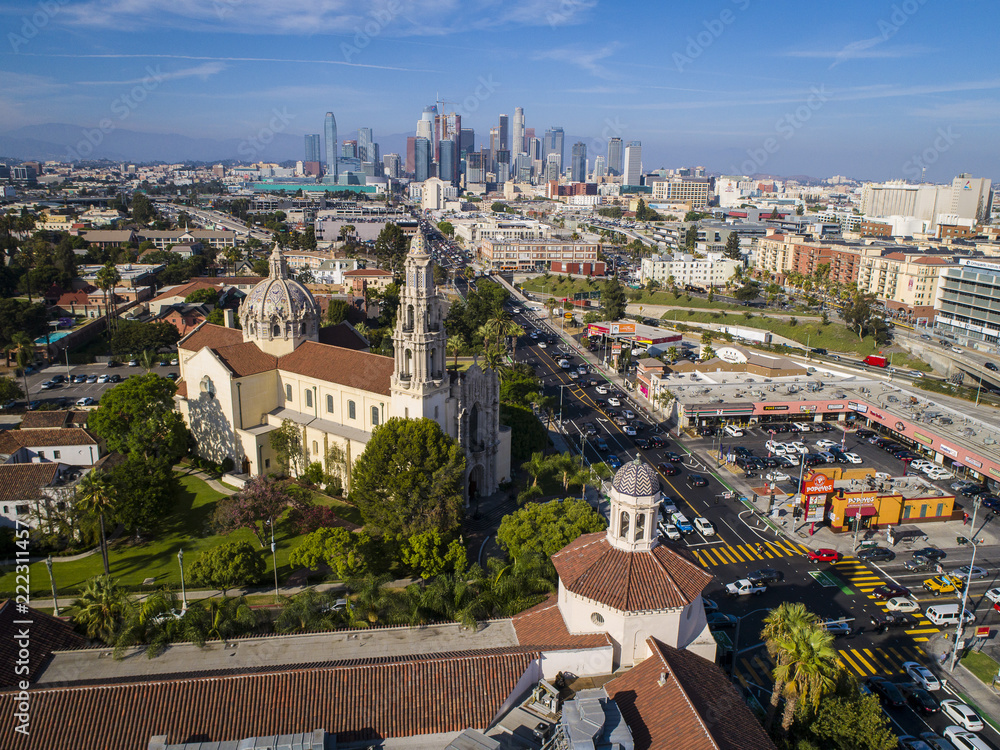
[38,620,520,686]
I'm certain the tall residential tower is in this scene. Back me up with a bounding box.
[324,112,338,182]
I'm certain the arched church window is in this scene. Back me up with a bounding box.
[619,510,630,539]
[300,322,306,334]
[326,395,334,413]
[404,349,413,376]
[371,406,380,426]
[406,304,414,331]
[634,511,646,542]
[348,400,356,420]
[469,404,480,449]
[273,324,280,337]
[305,390,313,408]
[429,348,436,375]
[285,384,292,401]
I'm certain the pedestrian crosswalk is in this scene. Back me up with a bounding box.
[690,539,811,567]
[831,558,884,593]
[737,641,935,688]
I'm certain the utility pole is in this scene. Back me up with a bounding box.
[950,497,982,672]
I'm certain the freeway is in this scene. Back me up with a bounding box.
[510,301,1000,748]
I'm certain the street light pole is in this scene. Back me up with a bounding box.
[950,497,982,672]
[730,607,772,677]
[558,384,567,428]
[45,556,59,617]
[270,517,279,603]
[177,548,187,611]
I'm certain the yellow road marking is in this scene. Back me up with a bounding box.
[839,649,873,676]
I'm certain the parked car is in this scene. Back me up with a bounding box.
[706,612,738,629]
[942,728,992,750]
[75,397,95,407]
[822,620,851,636]
[607,397,620,407]
[867,677,905,707]
[659,523,681,541]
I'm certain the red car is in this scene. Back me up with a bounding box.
[808,548,840,563]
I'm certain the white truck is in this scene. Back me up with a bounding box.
[726,579,767,597]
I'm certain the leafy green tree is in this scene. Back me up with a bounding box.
[437,221,454,236]
[72,575,133,645]
[325,299,351,325]
[269,418,304,476]
[684,224,698,250]
[802,690,897,750]
[130,193,156,225]
[88,373,190,460]
[373,223,410,273]
[400,530,467,579]
[110,320,181,356]
[104,455,177,535]
[212,476,304,548]
[289,526,373,579]
[498,498,606,561]
[0,375,24,405]
[602,276,627,321]
[491,201,507,213]
[842,291,889,343]
[113,587,183,659]
[732,280,761,303]
[0,301,46,351]
[190,540,266,594]
[184,287,219,305]
[350,417,466,538]
[183,596,259,646]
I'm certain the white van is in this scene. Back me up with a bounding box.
[926,603,975,626]
[724,425,744,438]
[693,517,716,536]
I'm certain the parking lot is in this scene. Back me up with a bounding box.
[6,361,180,411]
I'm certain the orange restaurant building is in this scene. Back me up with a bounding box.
[798,470,956,533]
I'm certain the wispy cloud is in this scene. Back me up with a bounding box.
[22,52,438,74]
[534,43,619,80]
[76,62,227,85]
[785,39,936,68]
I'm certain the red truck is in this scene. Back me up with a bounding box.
[863,355,888,368]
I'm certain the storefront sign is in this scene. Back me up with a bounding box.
[845,493,877,507]
[826,404,845,410]
[869,410,884,420]
[848,401,868,414]
[894,421,906,432]
[762,405,789,411]
[610,322,635,335]
[800,405,817,413]
[939,444,958,458]
[990,467,1000,479]
[913,432,933,446]
[966,458,983,469]
[802,473,835,494]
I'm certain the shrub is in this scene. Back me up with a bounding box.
[221,457,235,472]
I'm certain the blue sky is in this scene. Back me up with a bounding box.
[2,0,998,180]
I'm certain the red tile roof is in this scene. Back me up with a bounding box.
[212,342,277,378]
[318,321,369,351]
[0,602,86,688]
[607,639,776,750]
[19,411,73,429]
[278,342,393,396]
[551,533,713,612]
[178,322,244,352]
[0,463,60,503]
[1,650,537,750]
[512,595,612,650]
[151,280,221,303]
[0,427,97,451]
[174,379,188,398]
[54,290,93,307]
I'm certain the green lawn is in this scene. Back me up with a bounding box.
[662,309,881,356]
[961,650,1000,685]
[0,470,313,599]
[520,275,603,297]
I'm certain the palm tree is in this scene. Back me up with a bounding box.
[423,572,484,630]
[772,626,840,731]
[477,554,554,618]
[483,305,523,357]
[75,471,117,576]
[183,596,258,646]
[761,603,821,731]
[5,332,35,407]
[95,262,122,337]
[345,573,394,626]
[666,345,678,362]
[72,575,133,645]
[447,335,463,370]
[113,587,182,659]
[521,451,549,488]
[139,348,158,373]
[274,589,343,634]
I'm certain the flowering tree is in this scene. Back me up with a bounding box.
[211,477,306,548]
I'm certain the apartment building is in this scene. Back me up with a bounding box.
[452,217,551,246]
[479,238,600,273]
[753,233,796,277]
[934,260,1000,346]
[792,243,863,286]
[857,252,956,324]
[649,177,710,210]
[640,252,742,290]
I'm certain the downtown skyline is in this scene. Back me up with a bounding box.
[1,0,998,180]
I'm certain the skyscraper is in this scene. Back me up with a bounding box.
[383,153,401,178]
[498,114,509,153]
[527,136,541,161]
[571,142,587,183]
[466,152,483,184]
[435,112,462,165]
[543,127,564,169]
[406,137,416,175]
[512,107,524,155]
[342,140,357,159]
[489,126,501,165]
[439,138,458,186]
[624,140,642,186]
[545,154,561,182]
[594,155,606,179]
[304,134,320,164]
[358,128,374,163]
[414,137,432,182]
[323,112,338,181]
[460,128,475,156]
[607,137,623,176]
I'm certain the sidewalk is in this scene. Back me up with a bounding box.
[924,632,1000,731]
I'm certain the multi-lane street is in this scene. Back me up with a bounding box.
[507,296,1000,747]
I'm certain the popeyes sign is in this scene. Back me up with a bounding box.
[802,473,835,495]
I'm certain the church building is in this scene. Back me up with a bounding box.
[174,232,511,498]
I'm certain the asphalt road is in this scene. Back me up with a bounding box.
[512,303,1000,748]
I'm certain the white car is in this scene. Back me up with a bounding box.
[623,425,637,436]
[75,397,95,407]
[842,452,863,464]
[886,597,919,613]
[568,371,579,380]
[622,409,635,419]
[940,700,984,731]
[943,727,992,750]
[926,468,953,480]
[815,439,839,450]
[792,422,812,432]
[911,460,936,472]
[765,440,786,454]
[660,523,681,541]
[779,454,800,467]
[903,661,941,691]
[607,397,621,407]
[693,517,716,536]
[765,471,790,483]
[596,385,608,394]
[985,587,1000,604]
[537,342,547,348]
[97,374,110,383]
[874,471,892,481]
[788,442,809,455]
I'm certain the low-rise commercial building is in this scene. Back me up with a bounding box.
[934,259,1000,346]
[640,252,742,290]
[479,238,600,273]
